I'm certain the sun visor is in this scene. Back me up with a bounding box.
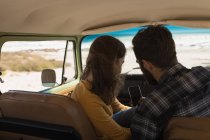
[82,23,149,35]
[166,20,210,29]
[82,20,210,35]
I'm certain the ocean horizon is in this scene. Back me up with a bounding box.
[82,25,210,42]
[2,25,210,52]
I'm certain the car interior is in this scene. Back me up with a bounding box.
[1,0,210,139]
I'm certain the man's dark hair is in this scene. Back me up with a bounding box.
[132,25,178,68]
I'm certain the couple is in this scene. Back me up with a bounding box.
[71,25,210,140]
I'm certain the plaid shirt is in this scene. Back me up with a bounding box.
[131,63,210,140]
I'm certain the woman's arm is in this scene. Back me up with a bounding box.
[111,98,131,113]
[80,98,131,140]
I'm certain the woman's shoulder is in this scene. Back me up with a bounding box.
[72,80,103,103]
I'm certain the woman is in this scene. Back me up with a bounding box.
[71,35,131,140]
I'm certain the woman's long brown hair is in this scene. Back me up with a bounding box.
[82,36,126,105]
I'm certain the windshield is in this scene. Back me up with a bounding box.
[81,25,210,74]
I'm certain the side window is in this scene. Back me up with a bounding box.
[0,40,75,93]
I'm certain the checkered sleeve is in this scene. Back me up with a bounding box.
[131,66,210,140]
[130,91,167,140]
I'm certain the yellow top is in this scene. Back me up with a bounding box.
[71,80,131,140]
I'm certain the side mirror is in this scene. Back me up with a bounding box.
[41,69,56,87]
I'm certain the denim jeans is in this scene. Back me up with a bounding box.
[112,106,136,128]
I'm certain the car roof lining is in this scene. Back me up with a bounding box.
[1,0,210,35]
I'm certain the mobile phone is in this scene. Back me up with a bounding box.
[128,85,146,106]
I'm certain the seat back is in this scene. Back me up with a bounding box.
[164,117,210,140]
[0,91,97,140]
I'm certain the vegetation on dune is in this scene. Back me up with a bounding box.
[1,52,69,72]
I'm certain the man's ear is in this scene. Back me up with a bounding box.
[142,59,154,72]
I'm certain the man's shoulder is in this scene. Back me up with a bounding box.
[136,66,210,115]
[164,66,210,90]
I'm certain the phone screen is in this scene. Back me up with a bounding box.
[128,85,144,98]
[128,85,145,106]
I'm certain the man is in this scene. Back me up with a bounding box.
[131,25,210,140]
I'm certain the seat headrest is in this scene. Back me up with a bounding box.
[0,91,97,140]
[164,117,210,140]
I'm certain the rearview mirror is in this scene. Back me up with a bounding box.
[41,69,56,87]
